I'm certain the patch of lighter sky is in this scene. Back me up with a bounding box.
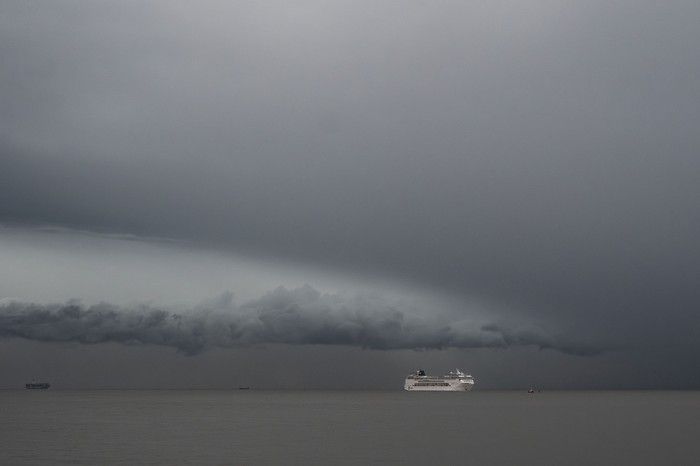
[0,225,490,323]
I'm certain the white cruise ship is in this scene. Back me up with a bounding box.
[404,369,475,391]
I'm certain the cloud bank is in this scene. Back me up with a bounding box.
[0,285,598,356]
[2,1,698,387]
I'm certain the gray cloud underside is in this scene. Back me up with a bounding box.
[2,1,699,326]
[2,1,699,372]
[0,285,596,356]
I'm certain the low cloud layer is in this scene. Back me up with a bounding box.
[0,286,598,356]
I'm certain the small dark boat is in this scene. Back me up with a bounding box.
[527,388,535,393]
[26,379,50,389]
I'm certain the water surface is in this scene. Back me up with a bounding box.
[1,390,697,465]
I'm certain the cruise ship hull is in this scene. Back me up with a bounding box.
[404,369,475,392]
[404,381,474,391]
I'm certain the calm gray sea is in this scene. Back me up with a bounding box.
[1,390,698,465]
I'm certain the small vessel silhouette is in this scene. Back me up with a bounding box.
[26,379,50,389]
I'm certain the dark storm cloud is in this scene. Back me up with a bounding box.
[0,286,598,356]
[1,0,700,378]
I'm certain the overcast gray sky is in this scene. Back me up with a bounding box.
[1,0,699,389]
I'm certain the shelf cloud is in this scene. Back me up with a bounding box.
[0,286,599,356]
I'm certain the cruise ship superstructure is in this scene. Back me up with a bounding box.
[404,369,474,391]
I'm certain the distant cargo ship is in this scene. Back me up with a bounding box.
[25,379,50,389]
[404,369,474,391]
